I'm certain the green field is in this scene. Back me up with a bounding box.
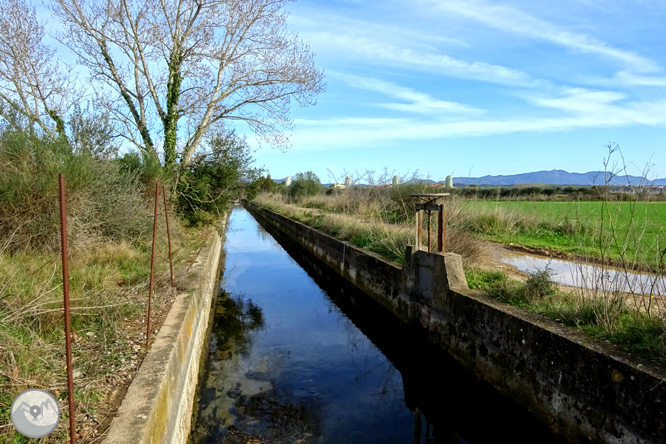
[465,200,666,268]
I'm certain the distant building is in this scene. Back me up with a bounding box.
[285,176,292,186]
[445,175,453,188]
[345,176,352,187]
[392,175,399,186]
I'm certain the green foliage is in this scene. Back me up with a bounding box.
[287,171,325,200]
[0,129,151,252]
[466,200,666,268]
[116,149,166,187]
[465,268,507,291]
[176,130,260,225]
[253,174,279,194]
[524,265,557,301]
[475,270,666,364]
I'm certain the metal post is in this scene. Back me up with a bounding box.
[162,186,174,288]
[416,210,422,251]
[427,210,431,253]
[413,407,422,444]
[58,174,77,444]
[438,204,444,253]
[147,183,159,343]
[441,207,447,253]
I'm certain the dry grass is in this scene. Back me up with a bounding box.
[255,189,666,364]
[253,192,487,267]
[0,201,211,443]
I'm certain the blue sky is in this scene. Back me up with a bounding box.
[249,0,666,182]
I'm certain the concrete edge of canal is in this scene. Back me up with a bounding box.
[245,202,666,444]
[102,219,226,444]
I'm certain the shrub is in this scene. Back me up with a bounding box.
[0,129,151,252]
[287,171,326,200]
[525,265,557,301]
[116,149,166,189]
[176,130,260,226]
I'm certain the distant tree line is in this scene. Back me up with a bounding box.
[450,185,665,201]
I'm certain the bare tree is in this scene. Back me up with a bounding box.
[0,0,74,138]
[52,0,325,172]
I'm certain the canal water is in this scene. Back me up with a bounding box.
[192,208,561,443]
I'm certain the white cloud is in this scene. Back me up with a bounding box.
[305,32,541,87]
[294,117,411,127]
[424,0,659,73]
[290,96,666,150]
[290,12,470,49]
[527,87,627,113]
[335,74,485,115]
[612,71,666,87]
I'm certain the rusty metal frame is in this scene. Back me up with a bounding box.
[162,186,174,288]
[410,193,450,254]
[58,174,77,444]
[147,183,159,343]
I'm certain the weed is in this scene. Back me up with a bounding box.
[524,265,557,301]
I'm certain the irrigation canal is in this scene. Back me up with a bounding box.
[192,208,562,443]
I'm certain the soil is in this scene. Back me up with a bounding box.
[75,284,178,442]
[474,240,530,282]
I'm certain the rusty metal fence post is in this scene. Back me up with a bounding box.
[162,186,174,288]
[58,174,77,444]
[438,205,445,253]
[416,210,422,251]
[146,183,159,343]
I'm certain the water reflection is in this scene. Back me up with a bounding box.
[502,250,666,296]
[193,208,562,443]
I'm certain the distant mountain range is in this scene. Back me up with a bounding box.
[273,170,666,187]
[452,169,666,186]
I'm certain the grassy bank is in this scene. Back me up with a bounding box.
[252,193,486,266]
[252,189,666,366]
[0,211,211,443]
[465,200,666,269]
[274,186,666,272]
[466,268,665,364]
[0,130,216,443]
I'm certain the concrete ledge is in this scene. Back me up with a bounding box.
[103,228,223,444]
[247,202,666,443]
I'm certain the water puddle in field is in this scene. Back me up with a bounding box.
[501,250,666,296]
[192,208,562,443]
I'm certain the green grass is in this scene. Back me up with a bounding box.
[256,192,666,366]
[465,200,666,268]
[0,228,210,443]
[465,267,666,364]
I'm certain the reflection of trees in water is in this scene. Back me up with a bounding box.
[194,291,267,444]
[256,224,273,242]
[212,290,265,358]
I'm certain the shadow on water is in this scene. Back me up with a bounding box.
[255,211,563,444]
[193,208,563,444]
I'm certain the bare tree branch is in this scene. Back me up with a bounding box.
[0,0,76,138]
[52,0,325,173]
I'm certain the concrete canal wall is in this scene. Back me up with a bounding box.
[246,202,666,444]
[103,223,224,444]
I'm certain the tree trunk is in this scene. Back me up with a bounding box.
[163,52,183,168]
